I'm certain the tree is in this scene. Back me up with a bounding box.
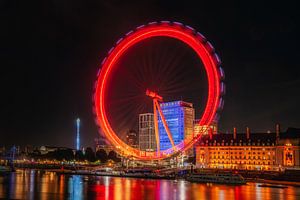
[53,149,74,161]
[96,149,108,163]
[107,150,121,162]
[85,147,96,162]
[75,150,85,161]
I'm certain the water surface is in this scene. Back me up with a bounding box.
[0,169,299,199]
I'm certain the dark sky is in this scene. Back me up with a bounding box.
[1,0,299,148]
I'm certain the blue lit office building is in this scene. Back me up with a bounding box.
[158,101,195,150]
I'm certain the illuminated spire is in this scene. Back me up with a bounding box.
[76,118,80,150]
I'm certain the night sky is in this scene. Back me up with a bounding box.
[1,1,299,148]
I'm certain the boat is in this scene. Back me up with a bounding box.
[186,172,247,185]
[258,184,288,189]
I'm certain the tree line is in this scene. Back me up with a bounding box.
[29,148,121,163]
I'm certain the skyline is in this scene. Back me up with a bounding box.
[1,1,299,148]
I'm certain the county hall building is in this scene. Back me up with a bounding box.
[195,125,300,171]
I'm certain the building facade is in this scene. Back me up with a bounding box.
[139,113,156,151]
[158,101,195,150]
[276,128,300,168]
[194,119,218,136]
[195,127,300,170]
[95,135,114,153]
[126,129,138,149]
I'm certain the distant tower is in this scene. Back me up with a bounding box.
[76,118,80,150]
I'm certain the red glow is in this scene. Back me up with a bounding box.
[94,22,222,160]
[146,89,163,101]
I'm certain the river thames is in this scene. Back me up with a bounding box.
[0,169,299,199]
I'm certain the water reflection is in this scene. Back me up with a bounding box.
[69,175,83,200]
[0,169,299,199]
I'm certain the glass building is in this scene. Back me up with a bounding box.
[158,101,195,150]
[139,113,156,151]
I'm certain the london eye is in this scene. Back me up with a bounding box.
[93,21,225,160]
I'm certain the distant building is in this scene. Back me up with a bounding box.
[194,119,218,136]
[195,125,300,170]
[158,101,195,151]
[15,146,20,155]
[39,146,72,155]
[95,145,114,154]
[95,135,114,153]
[24,145,34,155]
[139,113,156,151]
[126,129,138,148]
[0,146,5,155]
[95,134,108,146]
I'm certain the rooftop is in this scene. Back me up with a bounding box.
[159,101,193,108]
[197,127,300,146]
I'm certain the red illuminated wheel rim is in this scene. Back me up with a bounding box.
[94,21,225,160]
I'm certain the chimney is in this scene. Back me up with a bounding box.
[276,123,280,143]
[246,127,250,140]
[233,127,237,140]
[209,127,213,140]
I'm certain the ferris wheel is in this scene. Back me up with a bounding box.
[93,21,225,160]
